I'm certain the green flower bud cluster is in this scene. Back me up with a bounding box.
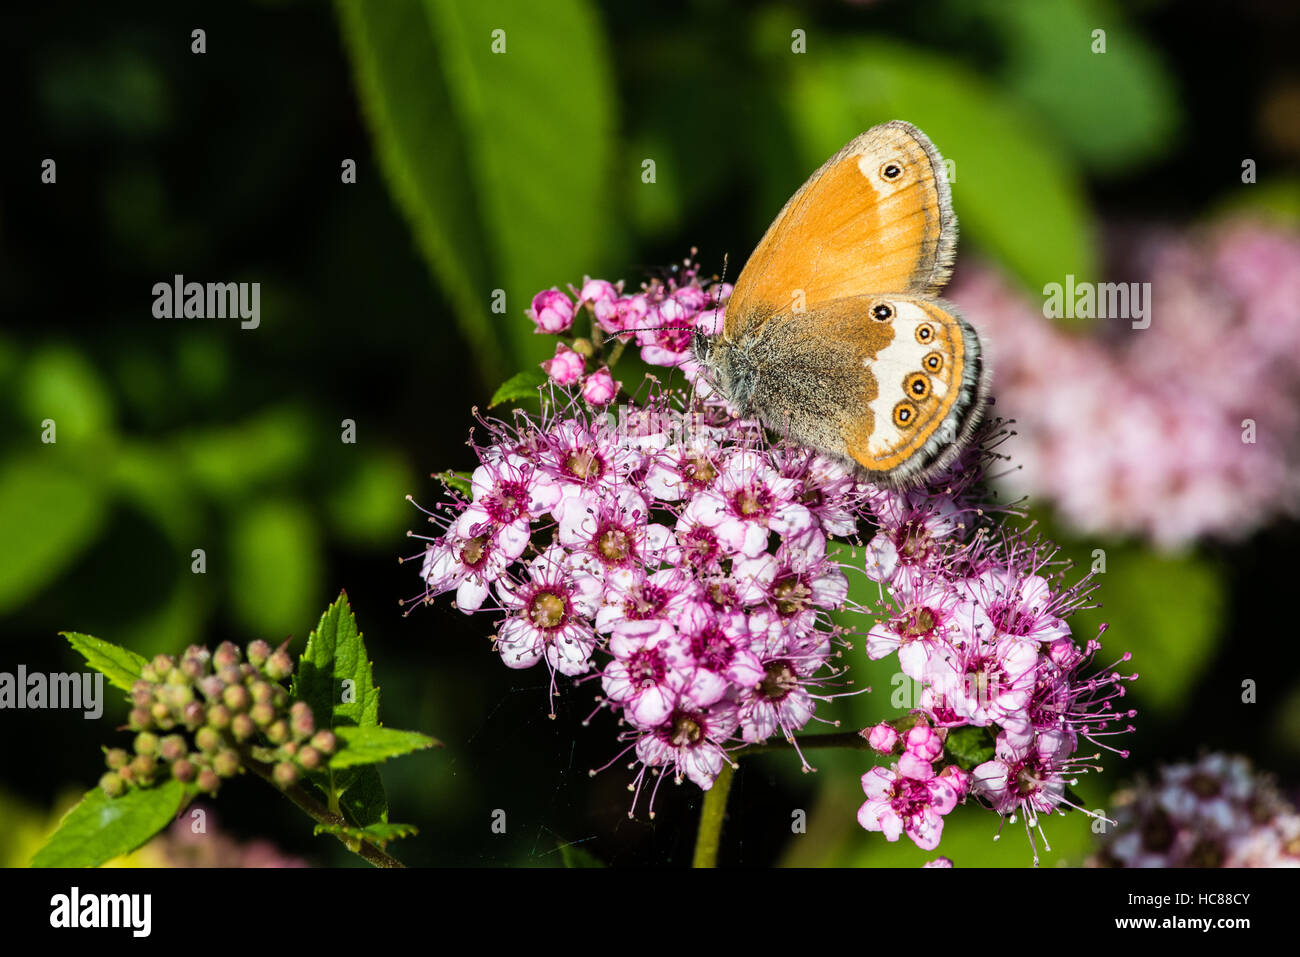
[98,640,338,798]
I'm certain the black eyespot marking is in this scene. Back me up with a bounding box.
[906,372,931,399]
[915,324,934,344]
[871,303,894,321]
[881,161,903,181]
[924,352,943,372]
[893,401,916,429]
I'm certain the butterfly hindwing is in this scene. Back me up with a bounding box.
[724,121,955,332]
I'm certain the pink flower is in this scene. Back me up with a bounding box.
[858,765,961,851]
[495,546,601,677]
[529,288,576,334]
[581,366,619,405]
[867,722,900,755]
[634,703,739,789]
[541,341,585,385]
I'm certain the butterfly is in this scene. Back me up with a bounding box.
[694,121,989,489]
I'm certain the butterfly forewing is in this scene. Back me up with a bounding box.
[724,121,955,333]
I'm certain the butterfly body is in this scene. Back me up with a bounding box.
[696,121,989,489]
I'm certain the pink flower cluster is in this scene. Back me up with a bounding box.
[416,384,857,807]
[412,258,1138,861]
[853,461,1138,858]
[529,257,730,397]
[950,218,1300,547]
[1090,753,1300,867]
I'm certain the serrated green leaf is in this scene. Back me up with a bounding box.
[60,632,149,693]
[330,725,438,769]
[435,470,474,499]
[558,841,604,868]
[31,779,187,868]
[339,765,388,827]
[293,591,380,731]
[943,726,996,770]
[489,368,548,408]
[313,821,418,847]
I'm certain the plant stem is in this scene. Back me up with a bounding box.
[242,755,404,868]
[692,760,735,868]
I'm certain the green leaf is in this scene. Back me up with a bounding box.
[943,726,996,770]
[313,821,418,847]
[31,779,187,868]
[19,346,116,444]
[0,456,110,614]
[975,0,1180,176]
[558,841,604,868]
[339,765,389,827]
[488,368,547,408]
[293,591,380,731]
[434,469,474,499]
[60,632,149,692]
[229,498,323,638]
[755,20,1097,301]
[337,0,617,379]
[330,725,439,769]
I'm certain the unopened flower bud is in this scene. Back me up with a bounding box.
[246,639,271,668]
[218,665,242,687]
[309,730,337,755]
[150,701,170,724]
[249,680,273,705]
[128,708,152,731]
[290,702,314,739]
[866,722,900,755]
[222,685,250,712]
[182,700,205,729]
[198,675,225,700]
[250,702,275,728]
[195,726,221,754]
[172,759,197,783]
[150,654,174,678]
[131,681,153,709]
[265,650,293,682]
[297,746,321,770]
[129,754,157,781]
[105,748,129,770]
[134,731,159,756]
[231,713,255,742]
[99,772,126,797]
[197,768,220,793]
[207,704,232,730]
[213,749,240,777]
[159,735,187,762]
[272,762,298,788]
[266,719,289,745]
[213,641,242,670]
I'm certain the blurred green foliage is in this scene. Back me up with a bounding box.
[2,0,1297,867]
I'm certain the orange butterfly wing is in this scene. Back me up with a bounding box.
[724,121,955,329]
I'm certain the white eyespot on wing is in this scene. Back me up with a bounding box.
[864,301,954,457]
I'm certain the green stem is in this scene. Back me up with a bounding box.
[242,755,404,868]
[692,760,735,868]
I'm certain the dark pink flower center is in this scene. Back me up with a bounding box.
[485,480,530,524]
[901,606,939,638]
[627,649,667,690]
[624,584,669,620]
[689,625,734,672]
[459,535,489,570]
[732,484,773,518]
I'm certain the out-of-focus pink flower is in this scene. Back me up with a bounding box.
[1090,753,1300,868]
[950,218,1300,547]
[541,341,585,385]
